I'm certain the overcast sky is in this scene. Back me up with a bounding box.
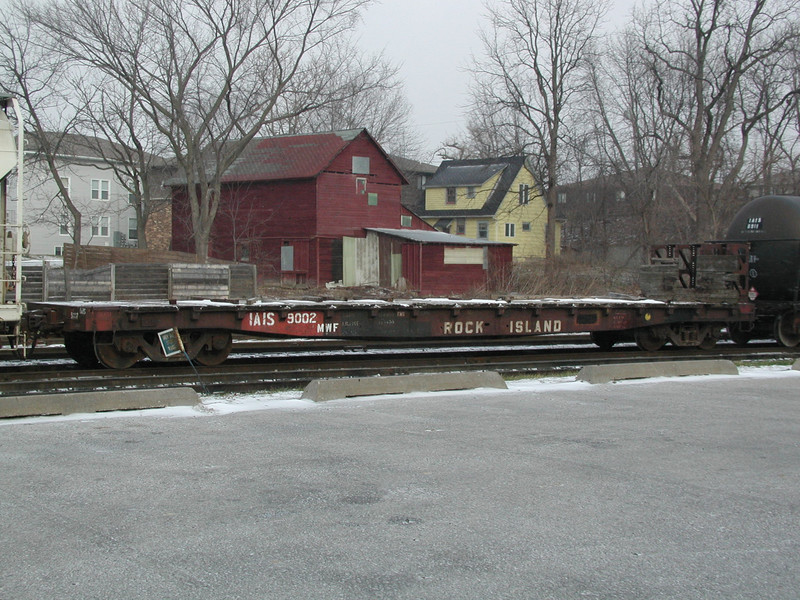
[356,0,639,161]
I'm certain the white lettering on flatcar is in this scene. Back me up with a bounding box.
[286,312,317,325]
[248,312,277,327]
[443,321,485,335]
[317,322,339,334]
[508,320,562,334]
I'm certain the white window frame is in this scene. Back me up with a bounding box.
[91,179,110,201]
[505,223,516,237]
[58,214,71,236]
[477,221,489,239]
[91,215,110,237]
[400,215,412,227]
[128,217,138,240]
[519,184,529,205]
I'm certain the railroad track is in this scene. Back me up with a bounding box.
[1,339,798,397]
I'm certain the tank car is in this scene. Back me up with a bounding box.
[724,195,800,346]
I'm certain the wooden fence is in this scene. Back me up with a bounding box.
[21,261,257,302]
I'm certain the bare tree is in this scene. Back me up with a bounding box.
[33,0,374,261]
[74,76,174,250]
[637,0,800,239]
[272,48,424,158]
[0,5,88,263]
[469,0,609,259]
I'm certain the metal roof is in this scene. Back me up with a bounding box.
[365,228,514,246]
[221,129,362,183]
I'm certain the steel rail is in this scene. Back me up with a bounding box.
[1,342,797,397]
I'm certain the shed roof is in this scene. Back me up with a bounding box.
[366,228,514,246]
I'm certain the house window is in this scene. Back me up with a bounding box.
[467,186,476,198]
[91,216,110,237]
[54,245,63,257]
[446,188,456,204]
[417,175,427,189]
[558,192,566,204]
[59,214,70,236]
[477,221,489,239]
[368,192,378,206]
[356,177,367,194]
[91,179,110,201]
[519,184,530,205]
[128,217,138,240]
[401,215,412,227]
[456,218,466,235]
[352,156,370,174]
[60,176,70,195]
[522,222,531,232]
[505,223,516,237]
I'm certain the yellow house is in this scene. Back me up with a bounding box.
[417,156,558,260]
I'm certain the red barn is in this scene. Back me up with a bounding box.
[171,129,513,294]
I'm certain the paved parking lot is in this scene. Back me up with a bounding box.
[2,371,799,599]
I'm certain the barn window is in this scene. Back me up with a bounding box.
[401,215,412,227]
[356,177,367,194]
[368,193,378,206]
[352,156,370,174]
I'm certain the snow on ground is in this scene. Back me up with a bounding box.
[2,364,798,427]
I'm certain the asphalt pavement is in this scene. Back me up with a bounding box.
[2,372,799,599]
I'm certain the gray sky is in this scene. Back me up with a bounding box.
[356,0,639,161]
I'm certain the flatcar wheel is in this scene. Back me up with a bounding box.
[774,314,800,348]
[64,332,101,368]
[590,331,619,351]
[634,326,667,352]
[698,333,718,350]
[94,332,145,369]
[193,332,233,367]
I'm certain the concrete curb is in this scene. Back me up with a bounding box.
[0,388,199,419]
[577,360,739,385]
[302,371,508,402]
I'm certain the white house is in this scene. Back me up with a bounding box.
[8,132,142,258]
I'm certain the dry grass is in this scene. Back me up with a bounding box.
[254,255,640,301]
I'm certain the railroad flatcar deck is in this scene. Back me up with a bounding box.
[26,296,755,369]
